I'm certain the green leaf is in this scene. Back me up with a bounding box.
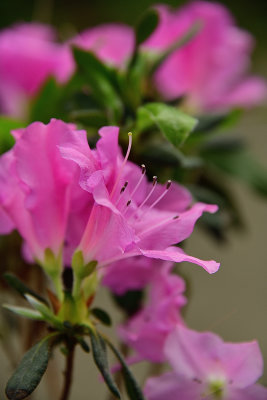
[5,336,52,400]
[137,102,197,147]
[25,295,62,329]
[91,308,112,326]
[29,77,63,123]
[136,8,159,45]
[0,116,22,153]
[89,330,120,399]
[3,304,44,321]
[72,47,123,123]
[4,273,48,305]
[106,339,145,400]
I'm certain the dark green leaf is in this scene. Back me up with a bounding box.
[5,336,52,400]
[29,78,63,123]
[137,103,197,148]
[72,47,123,123]
[69,109,108,128]
[106,339,145,400]
[0,117,22,153]
[112,290,144,317]
[89,330,120,399]
[91,308,112,326]
[136,8,159,45]
[4,273,48,305]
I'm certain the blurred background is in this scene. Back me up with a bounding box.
[0,0,266,398]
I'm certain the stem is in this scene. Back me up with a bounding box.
[60,342,75,400]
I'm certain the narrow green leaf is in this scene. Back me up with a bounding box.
[137,102,197,147]
[4,273,48,305]
[69,109,108,128]
[136,8,159,45]
[149,21,201,73]
[72,47,123,123]
[91,308,112,326]
[5,336,52,400]
[3,304,44,321]
[89,330,121,399]
[106,339,145,400]
[25,295,62,329]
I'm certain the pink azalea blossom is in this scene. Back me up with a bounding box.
[60,125,220,274]
[0,23,70,117]
[0,119,89,263]
[144,1,267,112]
[145,325,267,399]
[68,24,135,70]
[119,261,186,362]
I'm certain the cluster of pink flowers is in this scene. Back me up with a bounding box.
[0,119,218,273]
[0,1,265,117]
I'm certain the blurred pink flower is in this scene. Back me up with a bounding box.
[119,261,186,362]
[0,23,70,117]
[60,125,219,274]
[145,325,267,399]
[144,1,267,112]
[0,119,89,262]
[69,24,135,70]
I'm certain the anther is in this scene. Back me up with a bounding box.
[152,176,157,186]
[173,215,179,220]
[120,181,128,194]
[143,179,172,212]
[126,200,132,207]
[166,180,172,189]
[141,164,146,174]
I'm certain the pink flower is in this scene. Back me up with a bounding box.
[144,326,267,399]
[0,119,90,263]
[60,125,220,274]
[119,261,186,362]
[0,23,70,117]
[144,2,267,112]
[69,24,135,70]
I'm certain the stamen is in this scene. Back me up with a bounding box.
[137,176,157,210]
[126,200,131,207]
[130,164,146,199]
[110,132,132,198]
[115,181,129,207]
[138,214,179,238]
[145,180,172,211]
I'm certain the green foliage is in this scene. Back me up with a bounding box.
[135,8,159,45]
[5,336,52,400]
[106,339,145,400]
[137,102,197,147]
[89,330,121,399]
[0,116,22,153]
[72,47,123,123]
[91,307,112,326]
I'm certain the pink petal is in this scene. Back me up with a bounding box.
[140,246,219,274]
[144,372,202,400]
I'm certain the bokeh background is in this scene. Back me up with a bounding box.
[0,0,266,398]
